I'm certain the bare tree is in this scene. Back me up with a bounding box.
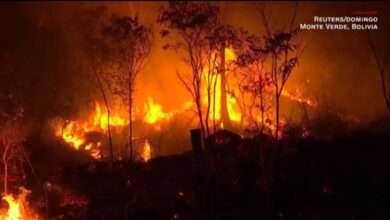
[235,33,273,134]
[101,13,153,161]
[257,2,300,139]
[204,25,243,134]
[157,2,219,143]
[0,94,28,194]
[368,28,390,112]
[84,6,115,166]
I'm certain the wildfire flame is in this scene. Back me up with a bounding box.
[53,47,317,156]
[143,97,173,124]
[91,103,127,130]
[54,102,128,159]
[54,99,166,160]
[0,188,41,220]
[203,47,242,124]
[281,89,317,107]
[140,139,152,162]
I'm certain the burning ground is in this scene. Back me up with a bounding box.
[0,1,390,220]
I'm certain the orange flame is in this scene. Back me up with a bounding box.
[54,102,128,159]
[0,188,41,220]
[203,47,242,124]
[141,139,152,162]
[143,97,173,124]
[54,99,168,159]
[281,89,317,107]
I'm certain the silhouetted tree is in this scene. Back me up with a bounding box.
[157,2,219,143]
[235,33,273,134]
[83,6,115,166]
[257,2,300,139]
[201,25,243,134]
[0,93,25,193]
[368,28,390,113]
[101,13,153,161]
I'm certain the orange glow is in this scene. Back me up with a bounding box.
[206,74,242,123]
[143,97,173,124]
[203,47,242,124]
[52,51,317,151]
[141,139,152,162]
[91,103,126,130]
[54,99,169,159]
[59,121,85,150]
[0,188,41,220]
[281,89,317,107]
[54,102,128,159]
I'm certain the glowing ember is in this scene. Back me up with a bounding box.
[0,188,41,220]
[220,122,224,130]
[302,126,310,137]
[59,190,89,208]
[143,97,173,124]
[141,140,152,162]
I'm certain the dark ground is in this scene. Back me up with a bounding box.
[21,128,390,219]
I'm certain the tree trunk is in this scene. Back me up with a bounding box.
[260,93,265,133]
[105,106,114,165]
[3,161,7,194]
[90,53,114,166]
[213,75,218,132]
[195,94,206,151]
[220,47,231,129]
[205,88,211,137]
[97,79,114,166]
[3,145,9,194]
[128,94,133,162]
[275,93,280,140]
[380,70,390,112]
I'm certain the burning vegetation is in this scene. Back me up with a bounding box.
[0,1,390,219]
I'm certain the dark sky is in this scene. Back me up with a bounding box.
[0,1,389,122]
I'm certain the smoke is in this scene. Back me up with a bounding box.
[1,1,389,130]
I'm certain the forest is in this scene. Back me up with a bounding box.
[0,1,390,219]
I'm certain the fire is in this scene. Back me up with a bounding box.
[54,99,168,160]
[143,97,173,124]
[206,74,242,123]
[203,47,242,124]
[52,45,316,155]
[141,140,151,162]
[1,195,21,220]
[0,188,41,220]
[54,102,128,159]
[60,121,85,150]
[91,103,126,130]
[281,89,317,107]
